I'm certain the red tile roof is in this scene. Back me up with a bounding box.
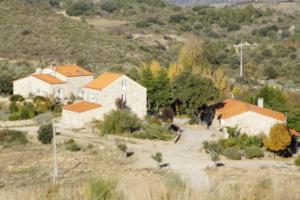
[216,99,286,121]
[63,101,101,113]
[84,72,123,90]
[51,65,93,77]
[32,74,65,84]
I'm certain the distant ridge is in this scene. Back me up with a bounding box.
[167,0,292,6]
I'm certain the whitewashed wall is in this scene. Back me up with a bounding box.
[62,107,104,129]
[82,75,147,119]
[13,77,32,97]
[215,111,285,135]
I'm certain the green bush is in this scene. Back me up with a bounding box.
[66,1,92,16]
[152,152,163,163]
[10,95,24,102]
[295,155,300,167]
[65,139,81,152]
[99,109,141,135]
[135,21,150,28]
[133,124,174,141]
[0,74,13,95]
[222,147,241,160]
[0,130,28,145]
[244,146,264,159]
[38,123,53,144]
[169,14,186,23]
[84,177,120,200]
[101,1,119,13]
[202,141,222,153]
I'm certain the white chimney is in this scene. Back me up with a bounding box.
[257,98,264,108]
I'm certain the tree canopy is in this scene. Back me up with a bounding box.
[172,71,219,116]
[263,124,291,152]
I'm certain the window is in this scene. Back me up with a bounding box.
[121,80,127,91]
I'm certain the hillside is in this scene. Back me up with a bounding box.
[0,0,174,72]
[1,0,300,88]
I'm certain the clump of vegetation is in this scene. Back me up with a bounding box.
[210,151,220,166]
[202,141,222,153]
[38,123,53,144]
[264,124,291,155]
[133,124,174,141]
[294,155,300,167]
[99,109,141,135]
[8,95,61,121]
[64,139,81,152]
[84,177,121,200]
[152,152,163,164]
[0,129,28,145]
[222,147,241,160]
[116,143,127,155]
[244,146,264,159]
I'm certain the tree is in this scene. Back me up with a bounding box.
[256,86,287,112]
[151,69,172,111]
[288,109,300,133]
[38,123,53,144]
[263,124,291,155]
[151,152,163,166]
[0,74,13,95]
[172,71,219,116]
[168,63,183,80]
[140,66,154,110]
[149,60,161,77]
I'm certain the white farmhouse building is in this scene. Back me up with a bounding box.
[62,72,147,129]
[214,98,286,136]
[13,65,93,98]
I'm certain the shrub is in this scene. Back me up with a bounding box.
[0,74,13,95]
[65,139,81,152]
[38,123,53,144]
[117,143,127,153]
[100,109,141,135]
[226,126,238,137]
[0,130,28,145]
[101,1,118,13]
[264,124,291,153]
[133,124,174,141]
[222,147,241,160]
[10,95,24,102]
[169,14,186,23]
[66,1,92,16]
[160,107,174,123]
[135,21,150,28]
[84,177,120,200]
[152,152,163,163]
[244,146,264,159]
[295,155,300,167]
[203,141,222,153]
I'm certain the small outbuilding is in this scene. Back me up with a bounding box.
[62,101,103,129]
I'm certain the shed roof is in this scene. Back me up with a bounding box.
[51,65,93,77]
[32,74,65,84]
[216,99,286,121]
[63,101,102,113]
[84,72,123,90]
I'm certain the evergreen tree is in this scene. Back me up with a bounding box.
[288,109,300,133]
[172,71,219,116]
[151,69,172,111]
[140,66,154,111]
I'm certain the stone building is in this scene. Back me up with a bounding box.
[62,72,147,129]
[214,98,286,136]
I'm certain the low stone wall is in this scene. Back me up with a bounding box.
[0,119,36,128]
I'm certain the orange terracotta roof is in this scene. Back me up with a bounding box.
[51,65,93,77]
[84,72,123,90]
[32,74,65,84]
[216,99,286,121]
[63,101,101,113]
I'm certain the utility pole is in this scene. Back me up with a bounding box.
[240,40,243,77]
[52,120,58,184]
